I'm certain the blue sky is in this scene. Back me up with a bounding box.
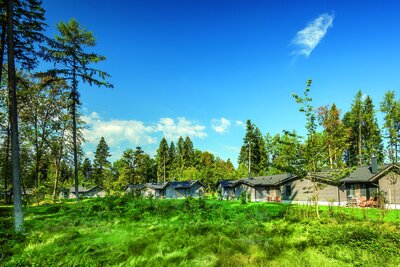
[42,0,400,165]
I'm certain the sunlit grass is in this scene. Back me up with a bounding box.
[1,197,399,266]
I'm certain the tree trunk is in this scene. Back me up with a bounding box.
[358,112,362,166]
[3,125,10,203]
[52,157,60,202]
[7,0,23,231]
[72,59,79,202]
[328,144,333,169]
[34,112,40,187]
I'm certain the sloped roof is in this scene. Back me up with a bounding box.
[217,180,240,188]
[219,173,298,188]
[168,180,204,189]
[339,164,400,183]
[68,185,104,193]
[126,182,168,191]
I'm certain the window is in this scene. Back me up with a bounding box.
[285,184,292,197]
[360,184,367,197]
[346,184,355,197]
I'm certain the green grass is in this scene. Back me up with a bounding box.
[1,197,399,266]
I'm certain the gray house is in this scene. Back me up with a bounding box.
[61,185,106,198]
[165,180,205,198]
[126,180,205,199]
[218,159,400,207]
[126,182,168,198]
[217,174,298,202]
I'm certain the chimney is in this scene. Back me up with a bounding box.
[371,156,378,174]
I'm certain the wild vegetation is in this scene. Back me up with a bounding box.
[1,197,399,266]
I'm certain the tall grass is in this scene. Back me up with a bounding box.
[1,196,399,266]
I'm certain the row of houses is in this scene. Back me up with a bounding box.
[125,180,205,199]
[2,159,399,207]
[217,160,400,207]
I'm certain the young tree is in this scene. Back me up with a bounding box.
[42,18,112,201]
[292,80,325,218]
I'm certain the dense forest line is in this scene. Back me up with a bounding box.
[0,0,399,232]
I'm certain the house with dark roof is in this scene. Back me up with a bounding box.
[338,160,400,206]
[218,158,400,207]
[126,180,205,199]
[61,185,106,198]
[217,173,298,202]
[165,180,205,198]
[126,182,168,198]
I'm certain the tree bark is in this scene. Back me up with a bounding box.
[7,0,24,231]
[358,111,362,166]
[72,59,79,202]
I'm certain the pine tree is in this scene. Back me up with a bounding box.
[41,18,112,201]
[183,136,194,168]
[362,96,383,163]
[82,158,92,182]
[380,91,400,162]
[238,120,268,176]
[344,92,383,166]
[167,141,177,179]
[156,137,169,182]
[177,136,185,177]
[93,137,111,186]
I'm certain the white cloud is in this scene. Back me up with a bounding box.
[211,118,231,133]
[291,13,334,57]
[155,117,207,141]
[82,113,207,148]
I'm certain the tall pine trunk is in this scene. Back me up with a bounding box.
[358,112,362,166]
[7,0,23,232]
[72,59,79,202]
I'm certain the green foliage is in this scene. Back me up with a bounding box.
[238,119,268,176]
[1,198,400,266]
[380,91,400,162]
[343,91,384,166]
[93,137,111,186]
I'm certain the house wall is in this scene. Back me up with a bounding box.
[218,184,236,199]
[189,182,204,197]
[234,183,255,200]
[281,178,339,202]
[378,172,400,204]
[84,187,106,197]
[165,185,174,198]
[254,186,279,201]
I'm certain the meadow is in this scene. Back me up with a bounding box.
[1,196,399,266]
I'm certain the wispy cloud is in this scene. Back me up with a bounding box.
[211,118,231,133]
[291,13,334,57]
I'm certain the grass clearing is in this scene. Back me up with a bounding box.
[1,196,399,266]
